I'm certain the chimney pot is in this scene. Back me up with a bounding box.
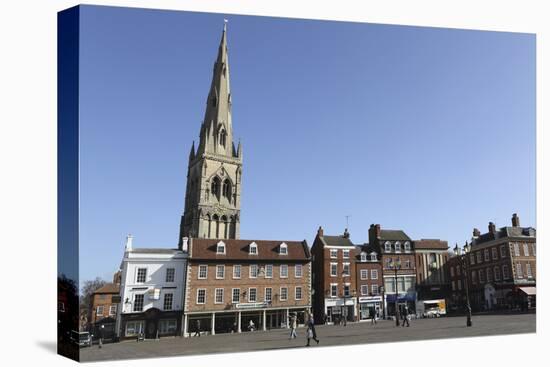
[473,228,480,237]
[181,237,189,252]
[488,222,496,234]
[343,228,350,239]
[125,234,133,251]
[512,213,520,227]
[317,226,324,237]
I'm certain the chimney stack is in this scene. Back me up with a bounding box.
[343,228,350,239]
[511,213,520,227]
[317,226,324,237]
[488,222,496,234]
[125,234,133,251]
[181,237,189,252]
[473,228,480,237]
[375,224,381,238]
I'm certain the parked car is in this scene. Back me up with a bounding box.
[70,330,91,347]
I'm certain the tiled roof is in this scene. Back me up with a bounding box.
[414,239,448,250]
[94,283,120,294]
[379,230,411,242]
[190,238,310,261]
[131,248,182,254]
[474,226,536,246]
[321,235,354,247]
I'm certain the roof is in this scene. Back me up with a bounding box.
[474,226,536,246]
[131,248,182,254]
[321,235,355,247]
[414,239,448,250]
[190,238,310,261]
[93,283,120,294]
[379,230,411,242]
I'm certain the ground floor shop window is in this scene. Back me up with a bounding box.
[125,321,144,336]
[159,319,177,335]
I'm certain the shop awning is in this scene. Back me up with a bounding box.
[519,287,536,296]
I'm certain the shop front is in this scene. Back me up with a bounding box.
[384,293,416,318]
[324,297,357,324]
[358,296,382,321]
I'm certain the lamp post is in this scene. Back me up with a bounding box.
[389,258,401,327]
[341,270,351,326]
[454,243,472,327]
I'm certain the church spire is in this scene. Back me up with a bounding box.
[197,22,235,158]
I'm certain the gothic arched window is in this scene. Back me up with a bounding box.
[219,129,226,148]
[222,179,231,200]
[211,177,221,200]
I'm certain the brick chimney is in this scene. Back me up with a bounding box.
[317,226,324,237]
[488,222,496,234]
[375,224,381,238]
[343,228,350,239]
[511,213,520,227]
[473,228,480,237]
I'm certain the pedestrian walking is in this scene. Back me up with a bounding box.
[98,325,104,349]
[323,313,328,325]
[307,318,319,345]
[248,319,255,332]
[401,306,410,327]
[193,320,201,337]
[289,313,297,339]
[370,309,377,325]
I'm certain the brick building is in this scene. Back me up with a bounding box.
[311,227,358,325]
[354,243,384,321]
[89,279,120,341]
[184,238,311,336]
[464,213,536,311]
[368,224,417,317]
[414,239,450,315]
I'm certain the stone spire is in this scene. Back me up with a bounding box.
[196,23,236,158]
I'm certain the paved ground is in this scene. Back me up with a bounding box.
[80,313,536,362]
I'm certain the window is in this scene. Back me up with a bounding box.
[265,264,273,278]
[456,265,461,276]
[136,268,147,283]
[404,242,411,252]
[163,293,173,310]
[523,244,530,257]
[385,258,392,269]
[395,242,401,253]
[371,285,379,295]
[295,287,303,300]
[516,263,523,278]
[216,265,225,279]
[343,250,350,259]
[494,267,500,281]
[248,288,257,302]
[342,263,350,276]
[532,243,536,256]
[233,265,241,279]
[502,265,510,279]
[471,271,477,285]
[232,288,240,303]
[360,269,368,280]
[476,252,482,264]
[219,130,226,147]
[450,267,455,277]
[295,264,303,278]
[216,241,226,254]
[96,306,104,316]
[361,285,369,295]
[279,243,288,255]
[500,245,507,258]
[211,177,220,199]
[196,289,206,304]
[330,263,337,276]
[514,243,520,256]
[385,242,391,252]
[370,253,377,261]
[215,288,224,304]
[486,268,492,283]
[222,179,231,200]
[133,294,144,312]
[451,281,456,291]
[250,264,258,278]
[344,284,350,297]
[478,269,485,283]
[249,242,258,255]
[330,249,338,258]
[165,268,175,282]
[280,264,288,278]
[397,278,405,293]
[280,287,288,301]
[125,321,144,337]
[159,319,177,335]
[371,269,378,279]
[361,252,367,262]
[198,265,208,279]
[265,287,272,302]
[385,278,395,293]
[470,254,475,265]
[484,249,490,262]
[404,259,411,269]
[492,248,498,260]
[330,284,337,297]
[109,305,117,316]
[526,263,533,278]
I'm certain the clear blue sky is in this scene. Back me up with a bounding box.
[78,5,535,283]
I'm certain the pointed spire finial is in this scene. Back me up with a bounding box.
[224,18,228,32]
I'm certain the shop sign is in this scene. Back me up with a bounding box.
[236,302,268,309]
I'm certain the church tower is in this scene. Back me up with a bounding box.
[179,23,243,244]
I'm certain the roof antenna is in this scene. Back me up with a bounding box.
[345,215,351,230]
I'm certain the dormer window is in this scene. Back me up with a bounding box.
[370,252,378,261]
[279,243,288,255]
[384,241,391,253]
[404,241,411,252]
[395,242,401,253]
[249,242,258,255]
[360,252,367,262]
[216,241,226,255]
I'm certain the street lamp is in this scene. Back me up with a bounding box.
[341,270,351,326]
[388,258,401,327]
[454,243,473,327]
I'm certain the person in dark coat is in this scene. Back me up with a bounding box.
[307,318,319,344]
[193,320,201,337]
[401,306,410,327]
